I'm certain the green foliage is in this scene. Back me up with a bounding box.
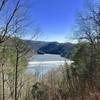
[0,44,27,75]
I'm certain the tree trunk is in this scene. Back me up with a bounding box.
[2,64,5,100]
[15,50,19,100]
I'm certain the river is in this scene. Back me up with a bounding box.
[26,54,73,77]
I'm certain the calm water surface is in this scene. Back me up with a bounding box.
[27,54,72,76]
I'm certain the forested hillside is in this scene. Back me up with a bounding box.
[25,40,75,58]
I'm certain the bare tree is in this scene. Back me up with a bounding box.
[0,0,22,43]
[12,37,32,100]
[0,0,41,100]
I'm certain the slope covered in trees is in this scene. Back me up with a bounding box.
[25,40,75,58]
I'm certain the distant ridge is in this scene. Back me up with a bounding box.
[25,40,75,58]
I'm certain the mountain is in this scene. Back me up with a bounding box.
[25,40,75,58]
[1,38,75,58]
[25,40,49,52]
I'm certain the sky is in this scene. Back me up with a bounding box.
[26,0,84,43]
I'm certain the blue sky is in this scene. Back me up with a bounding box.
[26,0,84,42]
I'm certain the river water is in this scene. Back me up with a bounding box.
[27,54,72,77]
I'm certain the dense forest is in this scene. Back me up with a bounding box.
[0,0,100,100]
